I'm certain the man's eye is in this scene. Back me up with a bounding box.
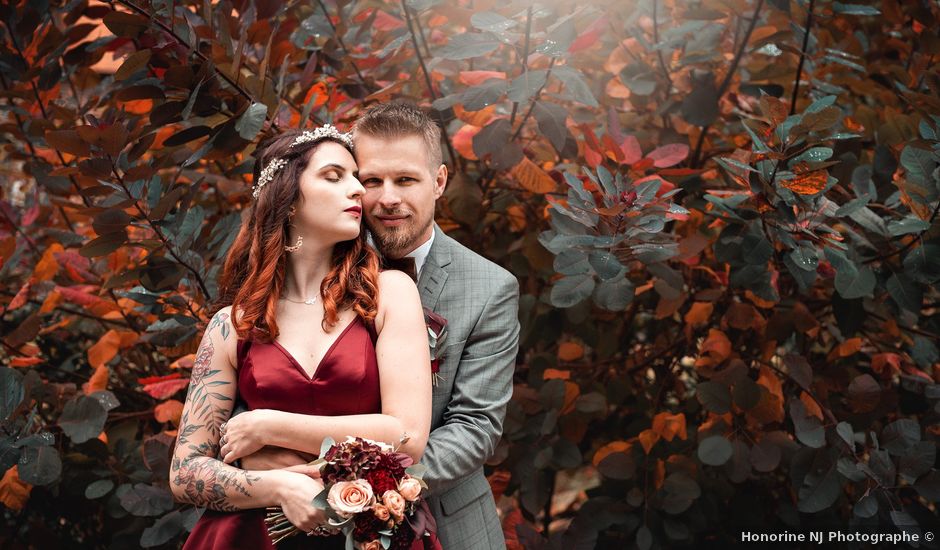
[398,177,414,183]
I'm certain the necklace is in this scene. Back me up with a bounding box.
[281,294,318,305]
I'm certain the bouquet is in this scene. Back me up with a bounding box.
[266,436,436,549]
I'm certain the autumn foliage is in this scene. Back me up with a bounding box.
[1,0,939,547]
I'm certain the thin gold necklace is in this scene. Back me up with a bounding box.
[281,294,318,305]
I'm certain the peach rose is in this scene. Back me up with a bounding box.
[398,477,422,501]
[327,480,374,518]
[372,503,390,521]
[359,541,381,550]
[382,490,406,520]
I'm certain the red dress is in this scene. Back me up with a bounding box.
[182,317,440,550]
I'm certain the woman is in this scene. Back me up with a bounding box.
[169,125,434,549]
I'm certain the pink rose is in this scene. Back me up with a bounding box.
[382,490,406,520]
[398,477,422,502]
[359,541,381,550]
[327,480,374,518]
[372,503,390,521]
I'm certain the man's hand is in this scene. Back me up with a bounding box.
[240,446,313,471]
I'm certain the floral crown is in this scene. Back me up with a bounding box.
[251,124,354,199]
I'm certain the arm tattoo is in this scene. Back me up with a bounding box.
[171,314,256,511]
[171,453,260,511]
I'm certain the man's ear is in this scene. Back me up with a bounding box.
[433,163,448,200]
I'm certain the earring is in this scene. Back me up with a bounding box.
[288,206,296,220]
[284,235,303,252]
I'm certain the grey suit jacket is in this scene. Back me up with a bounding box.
[417,224,520,549]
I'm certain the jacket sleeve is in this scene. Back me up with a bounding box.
[419,272,520,495]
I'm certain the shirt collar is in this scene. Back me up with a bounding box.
[404,231,435,278]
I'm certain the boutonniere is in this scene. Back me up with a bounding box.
[424,307,448,387]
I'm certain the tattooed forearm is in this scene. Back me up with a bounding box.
[171,455,260,511]
[170,309,247,510]
[184,332,232,438]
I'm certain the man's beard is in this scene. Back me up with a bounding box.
[367,210,433,259]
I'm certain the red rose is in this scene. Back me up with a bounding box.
[364,468,398,495]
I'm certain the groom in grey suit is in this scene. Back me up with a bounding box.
[353,102,520,549]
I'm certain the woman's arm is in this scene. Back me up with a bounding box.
[220,271,432,463]
[169,308,325,528]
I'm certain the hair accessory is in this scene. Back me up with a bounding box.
[252,158,288,199]
[252,125,352,200]
[290,123,353,150]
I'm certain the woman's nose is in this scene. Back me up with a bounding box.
[349,177,365,198]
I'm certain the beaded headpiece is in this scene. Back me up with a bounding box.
[251,124,353,199]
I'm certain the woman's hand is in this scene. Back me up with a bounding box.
[275,472,329,533]
[219,409,272,464]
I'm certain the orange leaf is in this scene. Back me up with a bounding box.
[543,368,570,380]
[0,466,32,512]
[638,429,659,454]
[6,280,31,313]
[33,243,63,282]
[454,104,495,127]
[302,81,329,110]
[558,342,584,361]
[506,204,526,232]
[827,337,863,361]
[83,366,109,395]
[39,289,62,314]
[800,391,823,421]
[781,170,827,195]
[561,381,580,414]
[725,302,765,331]
[88,330,121,369]
[154,399,184,425]
[652,412,687,442]
[871,353,902,377]
[458,70,506,86]
[749,366,785,424]
[699,329,732,363]
[452,125,480,160]
[684,302,713,327]
[170,354,196,370]
[593,441,631,466]
[510,156,556,194]
[10,357,42,367]
[652,459,666,489]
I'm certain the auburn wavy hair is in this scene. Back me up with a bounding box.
[215,129,380,341]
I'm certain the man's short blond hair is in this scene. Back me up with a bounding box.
[352,101,443,170]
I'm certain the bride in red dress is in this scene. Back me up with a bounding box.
[169,126,439,549]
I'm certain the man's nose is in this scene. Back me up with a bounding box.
[378,181,401,207]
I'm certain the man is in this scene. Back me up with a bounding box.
[353,102,520,549]
[241,103,520,549]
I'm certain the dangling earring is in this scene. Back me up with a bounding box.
[284,235,303,252]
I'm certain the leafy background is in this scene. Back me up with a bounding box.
[1,0,939,547]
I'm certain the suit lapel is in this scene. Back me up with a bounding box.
[417,224,452,312]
